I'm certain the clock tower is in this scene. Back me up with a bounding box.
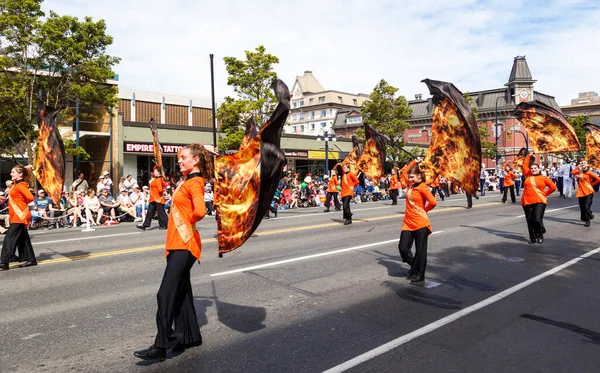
[505,56,536,104]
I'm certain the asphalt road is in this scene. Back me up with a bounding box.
[0,192,599,373]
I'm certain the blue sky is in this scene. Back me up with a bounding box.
[43,0,600,105]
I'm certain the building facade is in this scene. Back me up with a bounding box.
[286,71,369,137]
[560,91,600,125]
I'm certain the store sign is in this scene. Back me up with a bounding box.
[308,150,339,159]
[124,142,184,154]
[284,150,308,158]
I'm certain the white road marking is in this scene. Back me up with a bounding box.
[210,231,443,277]
[322,245,600,373]
[0,232,140,249]
[22,333,43,340]
[515,205,578,218]
[272,205,392,220]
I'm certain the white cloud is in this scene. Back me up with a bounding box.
[42,0,600,105]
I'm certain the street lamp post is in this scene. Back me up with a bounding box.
[495,96,505,167]
[316,129,336,176]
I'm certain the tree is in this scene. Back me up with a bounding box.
[0,0,120,164]
[463,92,497,161]
[357,79,412,163]
[216,45,279,151]
[567,115,586,153]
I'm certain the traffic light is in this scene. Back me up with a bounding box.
[506,129,511,141]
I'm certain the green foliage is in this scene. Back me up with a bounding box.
[63,138,90,160]
[567,115,586,152]
[360,79,412,162]
[217,45,279,150]
[464,92,496,160]
[0,0,120,155]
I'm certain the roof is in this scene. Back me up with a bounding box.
[534,91,561,111]
[507,56,536,84]
[332,109,362,129]
[293,71,325,94]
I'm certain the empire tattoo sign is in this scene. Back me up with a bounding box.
[124,142,185,154]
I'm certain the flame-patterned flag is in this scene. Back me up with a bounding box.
[35,103,65,206]
[512,147,534,172]
[214,79,290,256]
[356,123,387,184]
[419,79,482,195]
[584,123,600,169]
[341,136,363,176]
[148,118,165,177]
[514,101,581,153]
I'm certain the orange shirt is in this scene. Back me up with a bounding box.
[327,175,339,192]
[389,175,399,190]
[165,175,206,261]
[503,171,517,187]
[8,181,34,224]
[149,177,165,204]
[520,155,556,205]
[571,167,600,197]
[341,172,359,198]
[400,160,437,233]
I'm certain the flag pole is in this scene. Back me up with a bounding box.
[210,54,218,151]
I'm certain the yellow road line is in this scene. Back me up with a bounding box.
[28,202,498,266]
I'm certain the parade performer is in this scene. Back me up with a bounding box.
[134,144,212,361]
[521,154,557,244]
[389,167,399,205]
[323,169,341,212]
[398,159,437,283]
[571,160,600,227]
[502,162,517,203]
[0,165,37,270]
[137,166,168,230]
[340,163,359,225]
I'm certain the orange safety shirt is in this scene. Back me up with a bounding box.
[571,166,600,197]
[165,174,206,261]
[521,154,557,205]
[327,175,339,192]
[400,160,437,233]
[504,171,517,187]
[8,181,34,224]
[149,177,165,204]
[341,172,359,198]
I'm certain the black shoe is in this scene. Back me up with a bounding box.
[323,209,330,213]
[335,208,341,212]
[136,224,146,231]
[172,339,202,353]
[18,261,37,268]
[501,199,506,203]
[528,238,536,244]
[405,272,414,279]
[466,206,472,209]
[158,226,167,230]
[0,263,9,271]
[134,345,166,361]
[343,219,352,225]
[537,236,544,244]
[410,275,425,283]
[590,214,595,220]
[584,221,591,227]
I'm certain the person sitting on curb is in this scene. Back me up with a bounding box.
[0,191,9,234]
[98,187,120,223]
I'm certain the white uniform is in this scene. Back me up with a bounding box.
[560,163,574,198]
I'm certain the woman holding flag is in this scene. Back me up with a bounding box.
[571,159,600,227]
[0,165,37,270]
[134,143,213,361]
[398,158,437,283]
[521,154,557,244]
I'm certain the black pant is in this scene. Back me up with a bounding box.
[324,192,340,210]
[154,250,202,349]
[578,193,594,222]
[205,201,213,215]
[390,189,399,205]
[523,203,546,240]
[398,227,429,278]
[466,193,473,207]
[143,202,168,228]
[342,196,352,220]
[1,223,36,264]
[557,177,564,196]
[502,185,516,203]
[480,178,486,195]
